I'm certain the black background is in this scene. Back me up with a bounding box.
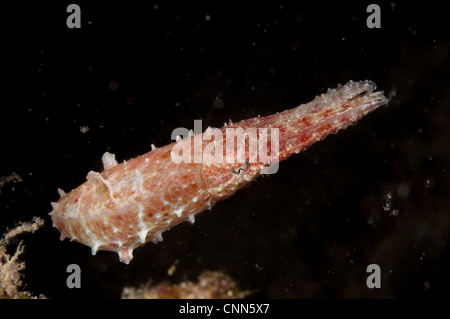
[1,1,449,298]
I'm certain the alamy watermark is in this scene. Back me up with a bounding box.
[170,120,280,174]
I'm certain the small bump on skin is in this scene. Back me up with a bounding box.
[57,188,66,198]
[173,207,183,217]
[91,241,101,256]
[151,232,163,244]
[138,229,148,244]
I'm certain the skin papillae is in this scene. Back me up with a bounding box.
[49,80,388,264]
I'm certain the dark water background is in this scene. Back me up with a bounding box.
[0,1,449,298]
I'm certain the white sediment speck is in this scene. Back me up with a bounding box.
[80,126,89,134]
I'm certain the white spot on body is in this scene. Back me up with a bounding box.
[137,204,148,243]
[173,207,184,217]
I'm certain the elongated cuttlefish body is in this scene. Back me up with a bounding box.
[49,80,388,264]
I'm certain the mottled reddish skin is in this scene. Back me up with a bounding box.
[50,80,388,263]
